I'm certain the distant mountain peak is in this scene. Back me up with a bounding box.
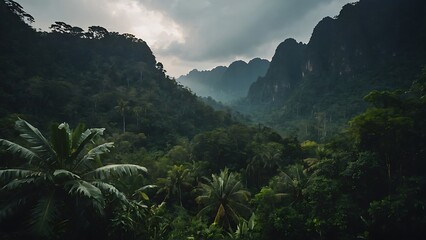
[178,58,270,103]
[243,0,426,138]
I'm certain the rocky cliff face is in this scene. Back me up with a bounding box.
[243,0,426,139]
[248,0,426,105]
[248,39,306,104]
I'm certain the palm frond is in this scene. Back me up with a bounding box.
[136,184,157,192]
[0,196,28,221]
[50,123,71,165]
[195,195,210,204]
[0,139,40,164]
[230,189,250,202]
[0,169,37,183]
[83,164,147,180]
[77,128,105,146]
[70,128,104,163]
[53,169,81,183]
[274,193,290,200]
[30,194,58,238]
[91,181,128,203]
[194,183,212,199]
[227,200,252,217]
[197,203,215,217]
[214,203,226,224]
[66,179,103,200]
[15,118,56,161]
[227,181,244,198]
[2,176,43,191]
[71,123,86,150]
[65,180,106,214]
[74,142,114,169]
[224,202,241,223]
[136,184,157,200]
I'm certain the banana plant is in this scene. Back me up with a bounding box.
[0,118,147,238]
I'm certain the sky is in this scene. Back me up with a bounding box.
[15,0,354,78]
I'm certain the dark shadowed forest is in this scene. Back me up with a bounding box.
[1,0,426,239]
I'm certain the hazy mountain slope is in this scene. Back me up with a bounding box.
[178,58,269,102]
[242,0,426,140]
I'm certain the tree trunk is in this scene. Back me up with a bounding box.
[122,115,126,133]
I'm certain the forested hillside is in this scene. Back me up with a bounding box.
[0,0,233,148]
[178,58,269,103]
[1,0,426,239]
[242,0,426,141]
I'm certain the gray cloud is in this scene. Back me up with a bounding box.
[138,0,353,61]
[15,0,353,76]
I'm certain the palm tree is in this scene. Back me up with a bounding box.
[156,164,192,207]
[0,118,147,238]
[133,106,143,130]
[270,163,314,204]
[195,168,251,231]
[246,142,282,188]
[115,99,129,133]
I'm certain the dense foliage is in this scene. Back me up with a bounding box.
[1,0,426,239]
[0,119,148,239]
[0,0,233,149]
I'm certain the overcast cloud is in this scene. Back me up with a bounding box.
[15,0,353,77]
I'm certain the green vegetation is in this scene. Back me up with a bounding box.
[1,0,426,239]
[0,0,232,149]
[0,119,147,239]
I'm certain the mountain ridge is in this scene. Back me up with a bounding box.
[241,0,426,140]
[0,0,233,147]
[178,58,269,103]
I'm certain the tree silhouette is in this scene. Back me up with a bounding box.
[115,99,130,133]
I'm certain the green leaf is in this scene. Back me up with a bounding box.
[91,181,128,203]
[214,204,226,224]
[248,213,256,230]
[140,192,149,201]
[71,123,86,150]
[53,169,80,182]
[51,123,71,165]
[83,164,147,180]
[66,180,103,199]
[0,139,40,164]
[0,169,36,183]
[65,180,105,214]
[70,128,105,163]
[30,194,58,238]
[75,142,114,169]
[15,118,56,162]
[2,176,42,191]
[77,128,105,147]
[136,184,157,192]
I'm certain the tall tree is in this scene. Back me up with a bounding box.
[270,164,314,204]
[156,164,192,207]
[0,119,147,238]
[4,0,34,24]
[133,106,143,130]
[115,99,130,133]
[195,168,251,231]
